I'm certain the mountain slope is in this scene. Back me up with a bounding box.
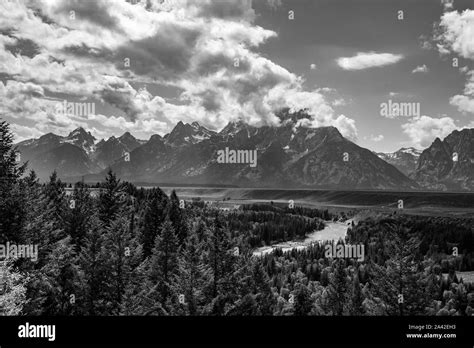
[164,121,217,146]
[62,127,96,154]
[16,127,146,179]
[104,116,418,190]
[412,129,474,190]
[20,116,474,191]
[93,132,145,167]
[25,143,99,179]
[16,128,99,179]
[377,147,421,176]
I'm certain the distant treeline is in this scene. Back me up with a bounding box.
[242,203,337,220]
[227,209,325,248]
[347,215,474,272]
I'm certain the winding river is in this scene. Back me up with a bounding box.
[252,220,352,257]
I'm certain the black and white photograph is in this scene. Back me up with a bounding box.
[0,0,473,345]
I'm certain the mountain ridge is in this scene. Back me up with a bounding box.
[411,128,474,190]
[14,116,474,191]
[376,147,421,176]
[14,115,416,190]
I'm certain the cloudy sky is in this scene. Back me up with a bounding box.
[0,0,473,152]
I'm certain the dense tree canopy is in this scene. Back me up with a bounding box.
[0,119,473,316]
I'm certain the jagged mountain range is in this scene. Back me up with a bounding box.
[14,111,474,191]
[376,147,421,176]
[411,129,474,191]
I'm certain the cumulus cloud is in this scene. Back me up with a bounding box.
[435,10,474,59]
[419,34,433,50]
[192,0,256,21]
[264,86,358,140]
[0,80,172,142]
[336,52,404,71]
[412,64,429,74]
[0,0,357,141]
[401,115,458,148]
[51,0,121,29]
[11,124,45,143]
[451,95,474,113]
[450,70,474,113]
[441,0,454,11]
[434,9,474,114]
[364,134,384,142]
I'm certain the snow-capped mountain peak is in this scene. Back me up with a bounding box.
[399,147,422,157]
[165,121,216,146]
[376,147,422,176]
[62,127,97,154]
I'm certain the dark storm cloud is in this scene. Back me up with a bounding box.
[31,8,56,26]
[195,0,256,21]
[196,89,221,112]
[194,52,251,76]
[3,81,44,99]
[53,0,119,29]
[48,56,66,65]
[62,43,113,60]
[98,88,141,121]
[218,62,292,105]
[5,38,41,58]
[115,23,201,79]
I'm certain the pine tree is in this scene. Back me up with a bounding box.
[65,182,93,249]
[370,223,429,315]
[249,260,275,315]
[0,120,27,244]
[328,259,349,315]
[18,173,67,315]
[349,274,365,315]
[98,170,125,226]
[208,212,234,299]
[78,216,110,315]
[294,282,313,316]
[149,218,179,306]
[0,260,28,315]
[120,258,149,315]
[22,170,41,203]
[21,170,44,246]
[173,228,211,315]
[29,237,82,315]
[43,171,67,231]
[140,188,168,258]
[194,219,208,243]
[22,179,64,270]
[168,190,187,245]
[102,216,139,315]
[0,120,25,181]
